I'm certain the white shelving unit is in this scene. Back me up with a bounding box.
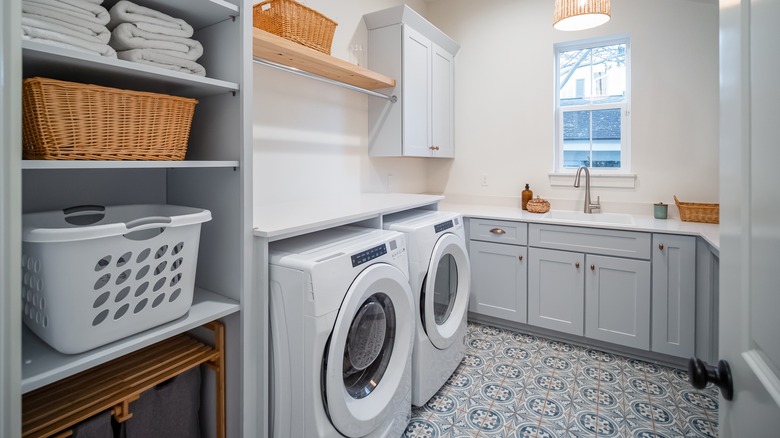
[3,0,255,436]
[22,287,239,393]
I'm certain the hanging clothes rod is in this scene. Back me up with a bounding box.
[252,57,398,103]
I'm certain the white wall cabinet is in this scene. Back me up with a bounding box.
[365,5,458,158]
[2,0,256,436]
[468,219,528,322]
[652,233,696,358]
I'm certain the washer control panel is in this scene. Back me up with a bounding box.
[351,243,387,267]
[434,220,454,234]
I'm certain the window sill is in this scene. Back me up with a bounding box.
[549,172,636,188]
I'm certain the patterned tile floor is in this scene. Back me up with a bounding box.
[404,322,719,438]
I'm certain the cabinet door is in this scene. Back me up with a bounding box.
[469,241,527,323]
[652,234,696,357]
[585,255,651,350]
[431,42,454,158]
[528,248,584,335]
[402,25,432,157]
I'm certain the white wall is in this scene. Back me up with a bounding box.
[426,0,719,215]
[253,0,719,216]
[252,0,430,209]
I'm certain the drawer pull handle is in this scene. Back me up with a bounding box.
[518,255,524,261]
[575,262,580,269]
[591,264,595,271]
[489,228,506,235]
[659,243,665,251]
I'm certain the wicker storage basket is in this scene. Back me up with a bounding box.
[253,0,337,54]
[674,195,719,224]
[22,77,197,161]
[527,196,551,214]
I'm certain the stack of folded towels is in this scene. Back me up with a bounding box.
[107,0,206,76]
[22,0,116,57]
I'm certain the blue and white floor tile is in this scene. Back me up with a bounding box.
[405,322,719,438]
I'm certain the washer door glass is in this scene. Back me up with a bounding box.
[343,293,395,399]
[323,263,414,437]
[432,254,458,325]
[422,233,471,350]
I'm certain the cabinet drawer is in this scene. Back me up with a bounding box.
[469,218,527,245]
[529,223,651,259]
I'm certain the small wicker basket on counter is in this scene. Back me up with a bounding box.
[22,77,197,161]
[253,0,337,54]
[526,196,551,214]
[674,195,719,224]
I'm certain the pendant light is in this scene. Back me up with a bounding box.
[553,0,611,31]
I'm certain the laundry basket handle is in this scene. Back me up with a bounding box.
[63,204,106,215]
[125,216,173,230]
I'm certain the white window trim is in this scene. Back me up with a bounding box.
[553,34,632,175]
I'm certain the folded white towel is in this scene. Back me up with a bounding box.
[110,23,202,60]
[23,13,110,44]
[117,49,205,76]
[24,0,110,26]
[22,29,116,57]
[108,1,193,38]
[22,4,111,38]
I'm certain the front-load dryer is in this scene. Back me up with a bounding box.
[383,210,471,406]
[269,226,414,438]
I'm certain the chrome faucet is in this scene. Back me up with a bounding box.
[574,166,601,214]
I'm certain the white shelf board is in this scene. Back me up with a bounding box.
[21,287,239,393]
[23,41,239,98]
[101,0,238,30]
[254,193,444,241]
[22,160,240,170]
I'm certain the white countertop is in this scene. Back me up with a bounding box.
[254,193,444,241]
[440,201,720,250]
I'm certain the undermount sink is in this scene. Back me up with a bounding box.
[542,210,636,226]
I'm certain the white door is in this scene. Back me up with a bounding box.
[431,43,454,158]
[421,233,470,349]
[323,263,413,437]
[718,0,780,435]
[402,25,432,157]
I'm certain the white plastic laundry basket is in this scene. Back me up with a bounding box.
[21,204,212,354]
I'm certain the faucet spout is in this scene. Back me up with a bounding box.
[574,166,600,214]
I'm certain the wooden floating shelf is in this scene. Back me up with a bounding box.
[22,322,226,438]
[252,28,395,91]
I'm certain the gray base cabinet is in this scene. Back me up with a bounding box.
[652,234,696,357]
[469,241,528,323]
[585,254,651,350]
[528,247,584,336]
[469,219,703,360]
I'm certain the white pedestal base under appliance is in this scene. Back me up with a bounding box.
[384,210,471,406]
[269,226,414,438]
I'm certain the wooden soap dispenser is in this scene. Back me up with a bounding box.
[521,183,533,210]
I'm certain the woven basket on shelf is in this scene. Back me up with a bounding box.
[674,195,719,224]
[22,77,197,161]
[253,0,337,54]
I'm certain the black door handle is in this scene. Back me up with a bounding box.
[688,357,734,400]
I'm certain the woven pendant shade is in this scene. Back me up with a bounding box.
[553,0,611,31]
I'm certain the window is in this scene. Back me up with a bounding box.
[555,37,630,173]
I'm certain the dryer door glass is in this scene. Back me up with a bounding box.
[433,254,458,324]
[422,233,472,350]
[342,293,395,399]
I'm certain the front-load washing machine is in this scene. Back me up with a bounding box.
[269,226,414,438]
[383,210,471,406]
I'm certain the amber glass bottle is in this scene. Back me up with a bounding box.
[521,183,533,210]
